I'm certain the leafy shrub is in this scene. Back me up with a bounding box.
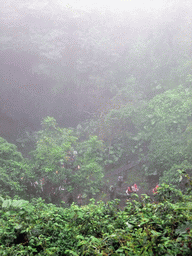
[0,137,29,197]
[0,181,191,255]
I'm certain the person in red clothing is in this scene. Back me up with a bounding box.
[126,186,133,196]
[152,183,159,194]
[130,183,139,192]
[133,183,139,192]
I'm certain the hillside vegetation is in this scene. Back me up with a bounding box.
[0,1,192,254]
[0,178,192,255]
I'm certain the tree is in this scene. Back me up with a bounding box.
[160,122,192,186]
[0,137,29,197]
[29,117,104,202]
[29,117,77,201]
[75,135,104,196]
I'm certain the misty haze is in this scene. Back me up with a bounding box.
[0,0,192,255]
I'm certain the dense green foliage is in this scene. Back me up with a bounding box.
[0,86,192,200]
[0,2,192,254]
[0,2,192,193]
[0,181,191,255]
[0,137,29,197]
[74,85,192,183]
[24,117,104,202]
[29,117,78,190]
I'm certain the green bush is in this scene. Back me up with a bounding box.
[0,137,29,198]
[0,181,191,255]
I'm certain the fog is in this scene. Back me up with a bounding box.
[0,0,191,142]
[0,3,192,247]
